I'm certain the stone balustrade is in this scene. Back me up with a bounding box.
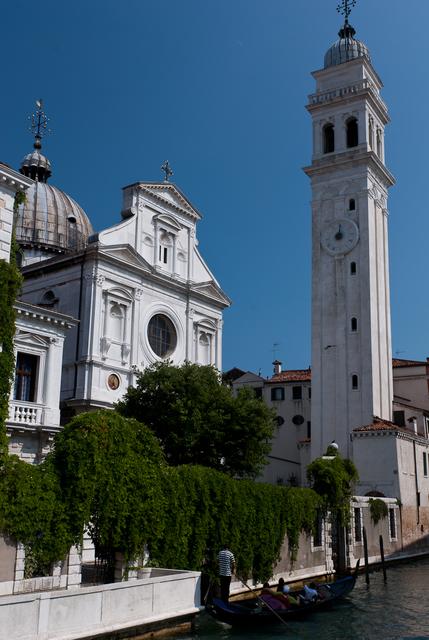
[8,401,43,426]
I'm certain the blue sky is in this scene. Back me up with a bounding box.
[2,1,428,377]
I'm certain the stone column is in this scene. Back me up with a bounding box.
[66,545,82,589]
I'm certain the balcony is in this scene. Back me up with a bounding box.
[8,401,43,426]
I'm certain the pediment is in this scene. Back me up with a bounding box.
[98,245,153,273]
[15,331,49,346]
[139,183,202,221]
[191,281,231,307]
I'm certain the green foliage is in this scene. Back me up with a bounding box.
[0,259,21,457]
[117,361,276,478]
[307,454,358,526]
[0,456,72,569]
[369,498,388,525]
[147,465,322,582]
[52,410,166,561]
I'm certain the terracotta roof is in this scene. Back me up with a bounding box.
[353,416,416,436]
[392,358,427,368]
[268,369,312,383]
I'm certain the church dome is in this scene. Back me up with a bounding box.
[16,126,93,257]
[15,181,93,255]
[324,24,370,69]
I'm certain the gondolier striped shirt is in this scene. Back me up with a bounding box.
[218,548,235,576]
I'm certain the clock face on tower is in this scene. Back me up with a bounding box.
[320,219,359,256]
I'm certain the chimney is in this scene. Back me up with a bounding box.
[273,360,282,375]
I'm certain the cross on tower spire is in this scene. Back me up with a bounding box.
[336,0,356,26]
[28,99,51,150]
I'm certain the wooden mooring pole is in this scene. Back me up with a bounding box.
[363,526,370,586]
[379,534,387,582]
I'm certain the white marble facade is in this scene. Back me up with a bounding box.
[7,302,76,463]
[20,181,230,416]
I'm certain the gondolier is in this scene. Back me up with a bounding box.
[218,544,235,602]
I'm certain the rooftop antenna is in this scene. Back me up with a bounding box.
[272,342,280,360]
[161,160,173,182]
[28,99,51,150]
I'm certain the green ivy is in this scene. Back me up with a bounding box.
[369,498,388,525]
[0,410,323,581]
[0,192,24,460]
[307,453,358,526]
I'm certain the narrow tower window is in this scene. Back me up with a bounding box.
[346,117,358,148]
[349,198,355,211]
[368,116,374,150]
[351,317,358,332]
[352,374,359,390]
[323,123,335,154]
[350,262,357,275]
[376,129,382,158]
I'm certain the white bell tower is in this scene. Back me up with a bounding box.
[304,11,395,460]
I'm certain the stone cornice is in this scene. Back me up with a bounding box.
[14,301,77,328]
[352,428,428,447]
[0,165,33,192]
[303,149,395,187]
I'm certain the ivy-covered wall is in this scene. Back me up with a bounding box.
[0,410,324,582]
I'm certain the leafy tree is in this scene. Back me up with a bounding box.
[52,410,166,561]
[117,361,275,478]
[306,450,358,526]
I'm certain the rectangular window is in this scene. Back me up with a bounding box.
[354,507,362,543]
[292,386,302,400]
[308,387,312,399]
[307,421,311,439]
[424,418,429,439]
[163,247,168,264]
[389,508,397,540]
[253,387,263,399]
[271,387,284,401]
[393,410,405,427]
[423,452,428,477]
[13,353,39,402]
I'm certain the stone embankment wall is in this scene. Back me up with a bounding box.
[0,569,201,640]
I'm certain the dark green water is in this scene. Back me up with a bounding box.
[183,558,429,640]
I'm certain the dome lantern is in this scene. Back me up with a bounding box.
[16,100,93,263]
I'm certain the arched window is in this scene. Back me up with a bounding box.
[323,123,335,154]
[349,198,355,211]
[352,374,359,390]
[350,261,357,275]
[346,117,358,148]
[351,317,358,332]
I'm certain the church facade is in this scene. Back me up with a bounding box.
[1,102,230,446]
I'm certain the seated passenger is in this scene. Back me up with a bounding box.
[302,583,319,602]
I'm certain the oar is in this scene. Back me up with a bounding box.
[236,575,290,628]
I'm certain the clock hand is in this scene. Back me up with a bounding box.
[335,224,343,240]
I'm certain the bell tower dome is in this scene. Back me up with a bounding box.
[304,3,395,459]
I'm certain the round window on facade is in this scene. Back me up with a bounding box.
[292,415,305,426]
[148,314,177,358]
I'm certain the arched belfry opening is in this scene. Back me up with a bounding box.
[346,117,358,148]
[323,123,335,153]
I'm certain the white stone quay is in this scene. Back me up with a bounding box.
[0,568,201,640]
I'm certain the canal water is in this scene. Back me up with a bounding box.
[180,557,429,640]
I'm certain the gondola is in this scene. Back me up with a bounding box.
[207,571,357,627]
